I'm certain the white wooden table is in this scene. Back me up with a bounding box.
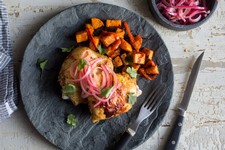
[1,0,225,150]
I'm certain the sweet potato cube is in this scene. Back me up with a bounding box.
[85,24,94,35]
[100,34,116,47]
[106,19,122,27]
[113,56,123,67]
[145,66,159,75]
[111,49,121,58]
[143,60,156,68]
[132,35,143,51]
[115,28,125,39]
[107,48,120,58]
[107,39,121,51]
[131,64,141,71]
[89,36,100,51]
[138,68,152,80]
[116,28,123,32]
[91,18,104,29]
[133,52,146,64]
[120,39,132,52]
[142,48,154,60]
[76,30,88,43]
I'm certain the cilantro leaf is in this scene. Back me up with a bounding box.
[36,58,48,79]
[78,59,87,70]
[128,93,137,105]
[126,67,138,78]
[66,114,77,127]
[97,44,107,55]
[62,84,77,95]
[101,86,114,98]
[60,45,74,53]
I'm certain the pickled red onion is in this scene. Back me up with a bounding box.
[157,0,210,25]
[68,52,119,107]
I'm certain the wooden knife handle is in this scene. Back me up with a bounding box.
[164,115,184,150]
[113,131,132,150]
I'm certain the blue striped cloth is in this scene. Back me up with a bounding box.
[0,0,18,122]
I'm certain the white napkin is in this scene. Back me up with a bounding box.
[0,0,18,122]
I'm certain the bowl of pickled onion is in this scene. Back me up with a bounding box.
[148,0,218,31]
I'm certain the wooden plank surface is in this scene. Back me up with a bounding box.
[1,0,225,150]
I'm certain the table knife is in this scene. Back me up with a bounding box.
[165,52,204,150]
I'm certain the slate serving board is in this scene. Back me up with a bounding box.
[20,3,174,150]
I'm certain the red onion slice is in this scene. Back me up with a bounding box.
[157,0,210,25]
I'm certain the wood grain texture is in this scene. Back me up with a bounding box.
[1,0,225,150]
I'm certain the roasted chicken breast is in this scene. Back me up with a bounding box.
[58,47,113,106]
[89,72,142,123]
[58,47,141,122]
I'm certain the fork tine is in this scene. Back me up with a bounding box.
[144,84,167,111]
[148,85,167,111]
[147,85,164,109]
[144,84,162,107]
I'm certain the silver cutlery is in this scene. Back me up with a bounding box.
[165,52,204,150]
[114,83,168,150]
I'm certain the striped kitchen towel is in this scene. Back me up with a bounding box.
[0,0,18,122]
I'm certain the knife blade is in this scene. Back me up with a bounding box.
[165,52,204,150]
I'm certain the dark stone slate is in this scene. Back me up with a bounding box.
[20,3,174,150]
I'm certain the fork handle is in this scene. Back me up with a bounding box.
[113,131,132,150]
[164,115,184,150]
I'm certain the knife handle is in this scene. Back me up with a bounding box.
[165,115,184,150]
[113,131,132,150]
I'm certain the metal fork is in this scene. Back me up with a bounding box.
[114,84,168,150]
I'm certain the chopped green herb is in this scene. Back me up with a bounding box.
[66,114,77,127]
[101,86,114,98]
[36,58,48,79]
[97,44,107,55]
[128,93,137,105]
[62,84,77,95]
[126,67,138,78]
[60,45,74,53]
[78,59,87,70]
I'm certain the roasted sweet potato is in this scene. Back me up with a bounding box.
[106,39,121,58]
[142,48,154,60]
[85,24,94,35]
[115,28,125,39]
[101,34,116,47]
[132,64,141,71]
[107,48,120,58]
[74,18,159,80]
[89,36,100,51]
[107,39,121,51]
[138,68,152,80]
[145,66,159,75]
[132,35,143,51]
[120,39,132,52]
[113,56,123,67]
[100,28,124,45]
[123,21,134,43]
[106,19,122,28]
[91,18,104,29]
[133,52,146,64]
[86,28,98,50]
[76,30,88,43]
[143,60,156,68]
